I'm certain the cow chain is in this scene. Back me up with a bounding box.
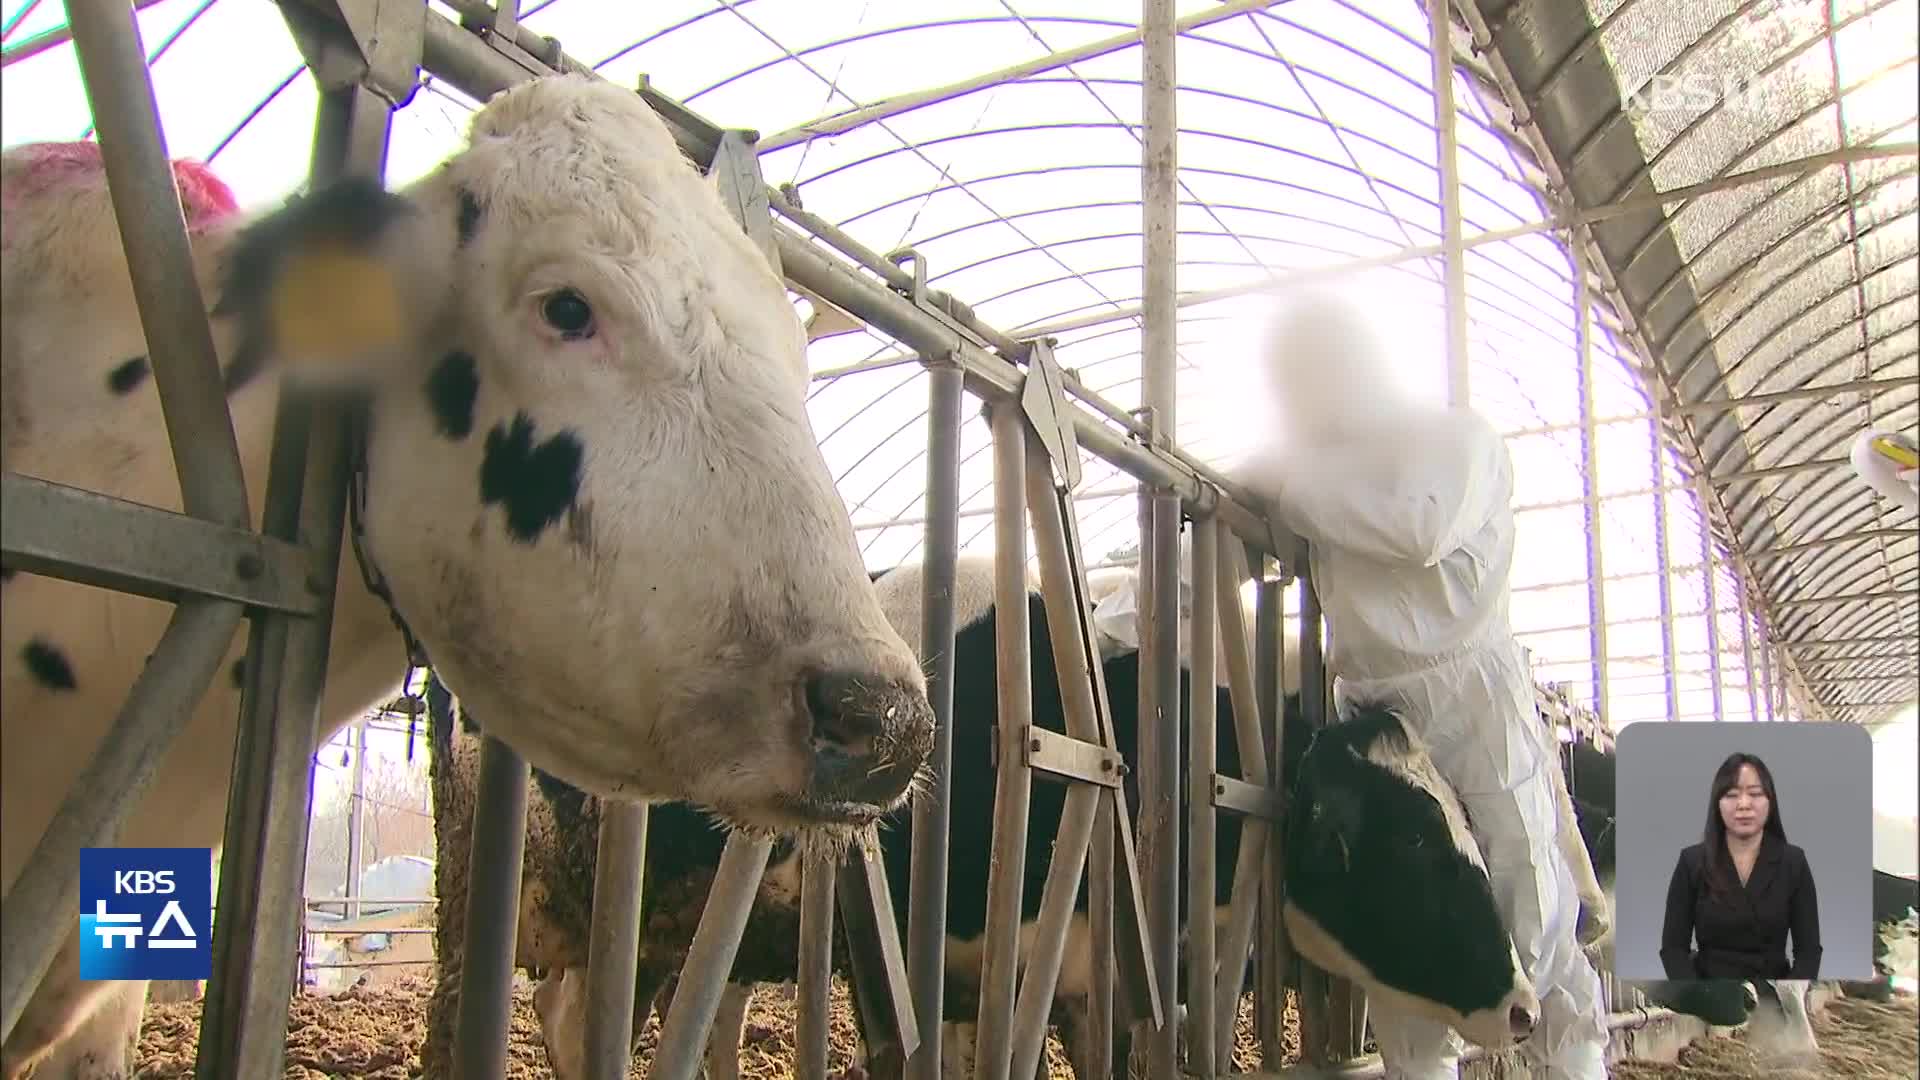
[342,399,434,759]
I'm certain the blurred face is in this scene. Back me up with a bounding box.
[1718,764,1770,841]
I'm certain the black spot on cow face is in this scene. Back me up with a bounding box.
[455,187,482,246]
[230,656,247,689]
[22,638,77,691]
[478,412,584,544]
[107,356,150,395]
[425,351,479,440]
[1285,703,1514,1018]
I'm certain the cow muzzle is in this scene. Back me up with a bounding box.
[802,669,935,815]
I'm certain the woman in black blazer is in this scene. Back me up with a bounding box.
[1660,751,1822,981]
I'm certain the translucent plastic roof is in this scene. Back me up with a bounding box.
[3,0,1913,729]
[1472,0,1918,726]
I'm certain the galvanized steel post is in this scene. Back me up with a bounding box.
[1186,516,1219,1077]
[1735,572,1761,721]
[972,398,1034,1080]
[583,801,651,1078]
[1574,246,1611,728]
[449,736,531,1079]
[1429,0,1471,405]
[1698,478,1726,722]
[1140,0,1183,1074]
[906,358,964,1080]
[1649,410,1680,722]
[196,6,405,1075]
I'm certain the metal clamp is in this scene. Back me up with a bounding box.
[1020,338,1083,491]
[282,0,424,108]
[708,129,780,272]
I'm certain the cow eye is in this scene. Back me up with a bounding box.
[541,289,595,340]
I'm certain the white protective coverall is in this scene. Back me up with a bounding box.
[1227,289,1609,1080]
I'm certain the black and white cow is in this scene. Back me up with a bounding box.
[0,74,935,1079]
[448,552,1561,1076]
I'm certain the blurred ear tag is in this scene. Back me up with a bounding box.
[270,245,407,362]
[1870,436,1919,470]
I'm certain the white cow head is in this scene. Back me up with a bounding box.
[0,74,935,830]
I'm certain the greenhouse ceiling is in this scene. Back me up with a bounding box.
[2,0,1914,730]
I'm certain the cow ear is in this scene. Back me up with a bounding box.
[212,176,422,387]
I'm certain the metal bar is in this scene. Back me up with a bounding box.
[1253,572,1288,1065]
[0,597,242,1044]
[448,736,531,1079]
[346,719,367,920]
[196,56,392,1078]
[1747,527,1918,561]
[905,361,963,1080]
[1213,538,1275,1061]
[59,0,248,529]
[972,399,1033,1080]
[1801,673,1920,685]
[834,826,920,1067]
[998,440,1105,1076]
[1698,484,1725,723]
[1430,0,1470,406]
[650,833,776,1080]
[1575,246,1611,728]
[1759,618,1776,722]
[1673,375,1916,416]
[758,0,1284,151]
[1187,516,1220,1078]
[1294,569,1333,1066]
[583,801,650,1080]
[0,475,318,614]
[1141,0,1184,1072]
[1774,588,1919,608]
[1650,414,1679,722]
[796,848,837,1080]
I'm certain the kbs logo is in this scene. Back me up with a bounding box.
[79,847,212,981]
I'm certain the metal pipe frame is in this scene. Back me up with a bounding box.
[1186,515,1219,1077]
[905,360,964,1080]
[797,847,838,1080]
[1292,569,1338,1066]
[1429,0,1470,406]
[0,0,282,1038]
[582,801,650,1078]
[1252,571,1290,1066]
[1648,410,1680,723]
[649,834,776,1079]
[1574,244,1612,728]
[448,736,531,1078]
[1139,1,1185,1075]
[1698,481,1727,723]
[971,399,1034,1080]
[1210,540,1276,1066]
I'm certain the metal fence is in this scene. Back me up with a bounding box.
[0,1,1791,1079]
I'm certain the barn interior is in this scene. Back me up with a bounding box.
[1,0,1916,1078]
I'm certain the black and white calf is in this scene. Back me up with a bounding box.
[463,553,1564,1075]
[1,74,933,1079]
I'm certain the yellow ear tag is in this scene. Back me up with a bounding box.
[1871,436,1920,470]
[270,245,407,362]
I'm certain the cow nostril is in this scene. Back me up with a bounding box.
[1509,1005,1536,1038]
[805,671,881,756]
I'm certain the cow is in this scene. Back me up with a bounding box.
[0,73,936,1079]
[437,552,1567,1077]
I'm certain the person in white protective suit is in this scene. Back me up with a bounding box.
[1226,287,1610,1080]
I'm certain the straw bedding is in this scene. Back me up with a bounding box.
[131,977,1295,1078]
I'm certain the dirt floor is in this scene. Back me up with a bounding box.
[133,976,1290,1079]
[134,980,1910,1078]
